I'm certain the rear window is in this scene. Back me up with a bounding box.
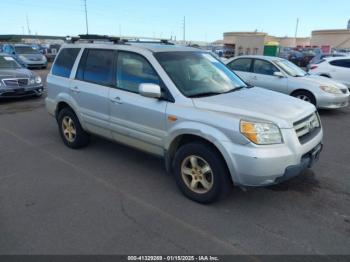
[52,48,80,78]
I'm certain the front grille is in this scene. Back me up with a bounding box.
[3,78,29,87]
[294,112,321,144]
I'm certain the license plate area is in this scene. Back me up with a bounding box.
[308,144,323,167]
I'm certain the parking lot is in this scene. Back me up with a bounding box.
[0,65,349,255]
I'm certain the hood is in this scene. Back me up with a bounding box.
[19,53,45,61]
[296,74,348,89]
[0,68,33,79]
[192,87,316,129]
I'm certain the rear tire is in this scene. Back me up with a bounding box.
[57,108,89,149]
[173,142,232,204]
[292,90,316,106]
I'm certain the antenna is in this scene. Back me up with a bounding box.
[83,0,89,34]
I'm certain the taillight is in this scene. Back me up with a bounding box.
[310,65,318,70]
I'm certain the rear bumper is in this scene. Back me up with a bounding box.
[0,85,44,98]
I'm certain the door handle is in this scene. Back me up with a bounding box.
[110,96,123,104]
[69,86,80,94]
[252,76,258,80]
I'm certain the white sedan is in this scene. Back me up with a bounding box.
[225,55,349,109]
[309,56,350,89]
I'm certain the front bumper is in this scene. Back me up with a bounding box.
[218,127,323,187]
[316,93,349,109]
[21,60,47,69]
[0,85,44,98]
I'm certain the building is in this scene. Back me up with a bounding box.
[311,29,350,49]
[223,31,310,56]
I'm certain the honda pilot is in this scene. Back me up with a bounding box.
[46,36,323,203]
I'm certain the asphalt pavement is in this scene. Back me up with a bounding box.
[0,67,349,255]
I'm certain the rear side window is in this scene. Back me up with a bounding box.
[329,59,350,68]
[227,58,252,72]
[76,49,115,86]
[116,52,160,93]
[52,48,80,78]
[253,59,279,76]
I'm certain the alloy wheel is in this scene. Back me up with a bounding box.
[181,155,214,194]
[62,116,76,142]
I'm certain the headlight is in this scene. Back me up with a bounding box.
[35,76,42,84]
[320,85,342,94]
[29,78,35,84]
[18,55,27,61]
[240,120,283,145]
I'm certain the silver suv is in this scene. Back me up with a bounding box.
[46,36,323,203]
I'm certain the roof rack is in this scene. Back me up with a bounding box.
[65,34,173,45]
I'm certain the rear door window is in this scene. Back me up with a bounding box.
[76,49,115,86]
[253,59,279,76]
[227,58,252,72]
[52,48,80,78]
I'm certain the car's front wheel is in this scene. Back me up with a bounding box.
[57,108,89,149]
[292,90,316,106]
[173,142,232,203]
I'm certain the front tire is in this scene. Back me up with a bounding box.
[292,90,316,106]
[173,142,232,203]
[57,108,89,149]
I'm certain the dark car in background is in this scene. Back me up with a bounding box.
[2,44,47,69]
[42,44,61,62]
[0,53,44,98]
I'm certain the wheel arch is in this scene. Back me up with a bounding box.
[290,89,317,106]
[165,133,233,184]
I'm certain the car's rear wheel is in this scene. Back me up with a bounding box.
[173,142,232,203]
[292,90,316,106]
[57,108,89,149]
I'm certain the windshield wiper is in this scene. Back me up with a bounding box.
[188,92,223,98]
[189,86,248,98]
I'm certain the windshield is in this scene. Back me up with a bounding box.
[275,59,307,77]
[154,51,247,97]
[0,55,21,69]
[15,46,39,54]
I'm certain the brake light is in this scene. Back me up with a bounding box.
[310,65,318,70]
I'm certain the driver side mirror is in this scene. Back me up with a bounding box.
[273,71,285,78]
[139,83,162,99]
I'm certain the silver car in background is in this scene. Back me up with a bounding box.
[0,53,44,98]
[225,55,349,109]
[2,44,48,69]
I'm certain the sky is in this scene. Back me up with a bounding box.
[1,0,350,42]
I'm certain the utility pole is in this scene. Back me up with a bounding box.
[26,14,31,35]
[182,16,186,43]
[83,0,89,34]
[294,18,299,46]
